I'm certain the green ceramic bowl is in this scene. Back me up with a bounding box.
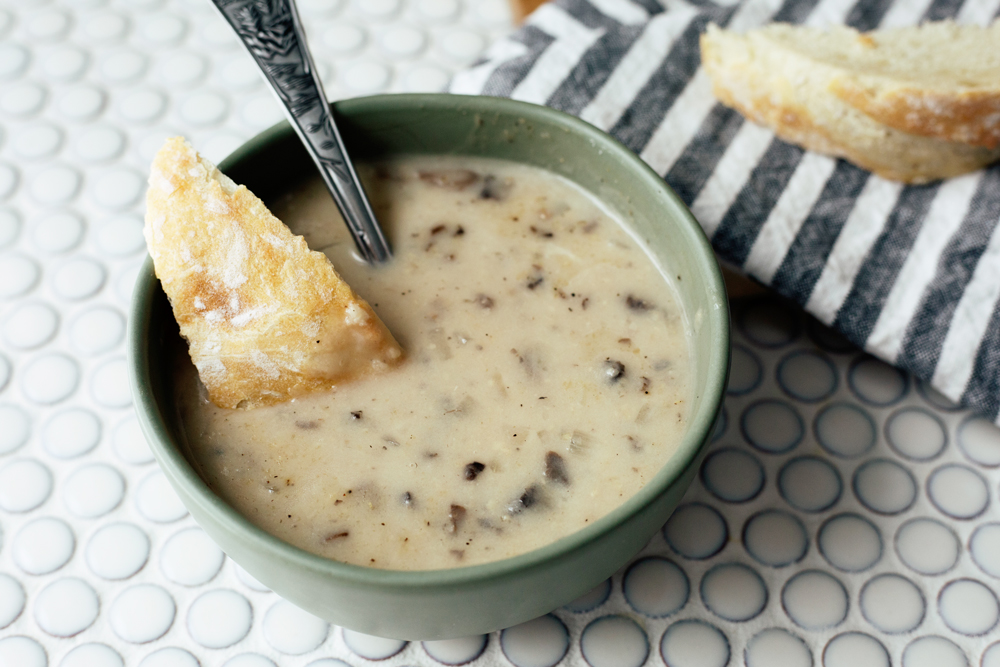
[129,93,729,640]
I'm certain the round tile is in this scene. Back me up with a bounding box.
[34,577,99,637]
[562,579,610,613]
[579,616,649,667]
[63,463,125,517]
[12,516,75,575]
[321,23,366,55]
[11,122,63,160]
[32,211,84,254]
[29,163,80,205]
[777,350,837,402]
[70,307,125,356]
[0,636,47,667]
[2,302,58,349]
[401,64,451,92]
[742,399,803,454]
[848,356,908,406]
[422,635,488,665]
[160,527,224,586]
[60,644,124,667]
[178,91,229,125]
[814,402,876,458]
[852,458,918,515]
[109,584,175,643]
[113,415,155,465]
[51,257,106,300]
[743,510,808,567]
[782,570,848,630]
[138,648,199,667]
[379,25,427,58]
[970,522,1000,578]
[118,88,167,124]
[223,655,277,667]
[859,573,924,634]
[0,253,40,298]
[0,404,31,454]
[0,43,30,80]
[622,557,688,617]
[927,464,989,519]
[700,447,765,503]
[40,45,89,82]
[439,29,486,64]
[417,0,460,21]
[901,636,967,667]
[43,408,101,458]
[187,589,252,648]
[99,49,147,84]
[233,562,271,593]
[21,353,79,404]
[895,518,959,576]
[727,344,762,395]
[56,85,106,121]
[25,9,71,41]
[264,601,329,655]
[659,620,729,667]
[341,61,391,92]
[937,578,999,636]
[342,630,405,660]
[744,628,812,667]
[0,162,18,200]
[0,458,52,512]
[822,632,889,667]
[74,125,126,163]
[138,12,188,46]
[90,357,131,408]
[817,513,882,572]
[91,167,144,210]
[778,456,842,512]
[0,574,25,629]
[700,563,767,622]
[500,615,569,667]
[956,415,1000,467]
[663,502,728,560]
[886,407,947,461]
[0,82,48,117]
[95,215,145,256]
[0,208,20,248]
[86,522,150,580]
[135,470,188,523]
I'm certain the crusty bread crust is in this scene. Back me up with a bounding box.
[827,21,1000,148]
[833,82,1000,149]
[700,24,1000,183]
[144,137,403,409]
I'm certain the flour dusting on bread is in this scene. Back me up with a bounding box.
[144,137,403,409]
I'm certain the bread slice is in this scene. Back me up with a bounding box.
[821,21,1000,148]
[145,137,403,409]
[700,23,1000,183]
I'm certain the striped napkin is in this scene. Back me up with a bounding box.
[450,0,1000,423]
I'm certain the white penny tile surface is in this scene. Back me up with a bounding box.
[2,1,1000,665]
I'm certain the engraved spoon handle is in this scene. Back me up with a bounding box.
[210,0,392,264]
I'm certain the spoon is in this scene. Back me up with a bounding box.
[210,0,393,264]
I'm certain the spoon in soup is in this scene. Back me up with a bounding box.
[210,0,393,264]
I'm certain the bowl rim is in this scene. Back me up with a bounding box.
[128,92,730,590]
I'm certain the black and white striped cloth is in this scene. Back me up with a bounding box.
[450,0,1000,422]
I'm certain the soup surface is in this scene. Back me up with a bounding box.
[176,156,691,570]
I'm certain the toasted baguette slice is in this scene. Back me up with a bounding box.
[145,137,403,409]
[700,23,1000,183]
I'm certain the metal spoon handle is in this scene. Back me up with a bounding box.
[210,0,392,264]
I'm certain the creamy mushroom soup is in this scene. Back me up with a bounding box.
[175,156,692,570]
